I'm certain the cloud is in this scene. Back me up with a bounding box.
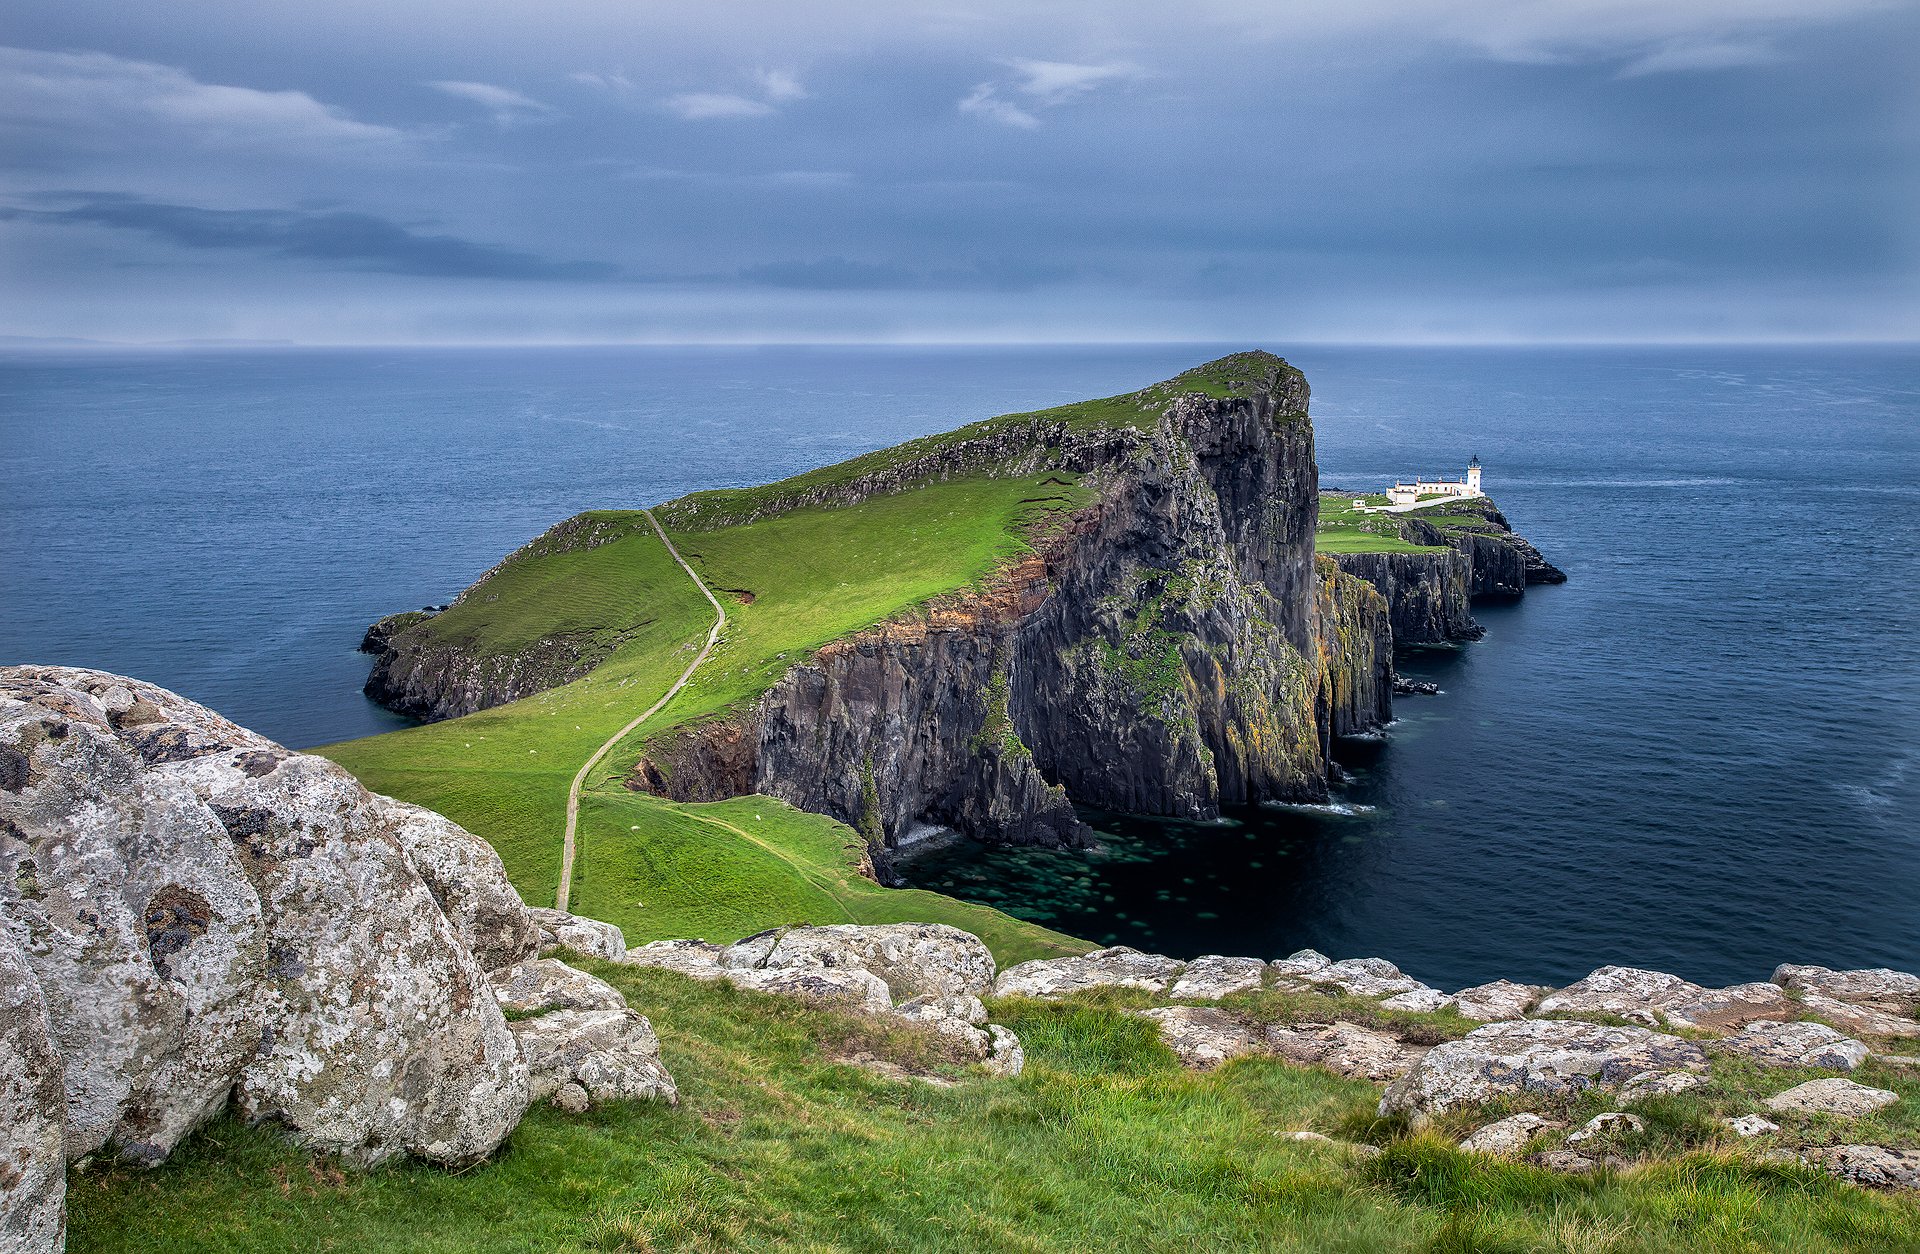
[2,192,619,280]
[0,45,408,156]
[958,83,1038,128]
[663,91,776,119]
[1616,37,1783,75]
[754,69,807,102]
[428,79,553,123]
[960,57,1142,128]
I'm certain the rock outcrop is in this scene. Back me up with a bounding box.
[1379,1020,1710,1115]
[1,930,65,1254]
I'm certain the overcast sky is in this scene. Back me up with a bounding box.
[3,0,1916,344]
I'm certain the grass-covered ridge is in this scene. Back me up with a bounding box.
[1314,493,1455,555]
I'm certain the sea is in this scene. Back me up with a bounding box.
[4,343,1916,988]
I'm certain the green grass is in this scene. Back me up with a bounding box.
[65,968,1920,1253]
[1314,493,1454,556]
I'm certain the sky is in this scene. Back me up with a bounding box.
[2,0,1916,344]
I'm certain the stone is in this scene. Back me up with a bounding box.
[1270,949,1332,979]
[1565,1112,1644,1146]
[1764,1078,1899,1117]
[1139,1006,1261,1068]
[983,1024,1025,1078]
[1803,1145,1920,1191]
[1535,965,1706,1027]
[1381,988,1456,1014]
[1460,1113,1559,1155]
[623,939,725,980]
[489,959,626,1015]
[1797,992,1920,1040]
[550,1082,591,1115]
[723,923,995,1003]
[0,667,529,1169]
[1380,1019,1709,1115]
[1284,1129,1335,1143]
[723,965,894,1013]
[992,946,1185,998]
[1168,955,1267,1000]
[0,931,65,1254]
[1452,980,1543,1022]
[1304,957,1430,999]
[1660,982,1797,1032]
[372,795,537,972]
[510,1009,676,1108]
[1772,965,1920,1016]
[1618,1070,1709,1102]
[1528,1150,1617,1175]
[1724,1114,1780,1137]
[1713,1021,1869,1071]
[1267,1022,1427,1082]
[528,908,627,963]
[895,992,989,1027]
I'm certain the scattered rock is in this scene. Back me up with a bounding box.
[1452,980,1544,1022]
[1764,1078,1899,1117]
[549,1082,591,1115]
[724,923,995,1003]
[1284,1129,1335,1144]
[1,931,65,1254]
[1267,1021,1427,1082]
[622,939,725,980]
[1381,988,1456,1014]
[490,959,627,1015]
[528,908,627,962]
[723,965,894,1013]
[1380,1019,1709,1115]
[1796,992,1920,1040]
[1565,1112,1644,1145]
[984,1024,1025,1078]
[1618,1070,1709,1102]
[1460,1113,1560,1155]
[1724,1114,1780,1137]
[993,946,1185,998]
[1140,1006,1261,1068]
[1168,955,1267,1000]
[510,1008,677,1108]
[1802,1145,1920,1191]
[1713,1020,1868,1071]
[1771,965,1920,1016]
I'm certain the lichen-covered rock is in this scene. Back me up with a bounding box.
[373,795,537,971]
[0,667,531,1169]
[1659,982,1797,1032]
[1796,992,1920,1040]
[528,909,627,962]
[993,946,1185,998]
[1270,949,1331,979]
[1452,980,1543,1022]
[723,923,994,1003]
[1724,1114,1780,1137]
[510,1009,676,1107]
[1712,1021,1868,1071]
[1803,1145,1920,1191]
[1381,988,1455,1014]
[722,965,894,1013]
[983,1024,1025,1078]
[1168,955,1267,1000]
[1771,965,1920,1016]
[1139,1006,1261,1068]
[1534,966,1706,1027]
[623,939,725,980]
[1565,1112,1643,1146]
[1764,1078,1899,1117]
[490,959,627,1015]
[1300,957,1431,999]
[1460,1113,1558,1155]
[0,931,64,1254]
[1618,1070,1708,1101]
[1380,1019,1709,1115]
[1267,1022,1426,1082]
[895,992,989,1027]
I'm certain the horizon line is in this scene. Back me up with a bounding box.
[3,334,1917,351]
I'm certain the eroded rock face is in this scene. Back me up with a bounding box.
[0,667,533,1168]
[1168,955,1267,1001]
[511,1009,677,1108]
[1764,1078,1898,1117]
[491,959,628,1015]
[1380,1020,1709,1115]
[1534,966,1705,1027]
[1659,983,1796,1032]
[1712,1021,1868,1071]
[993,947,1186,998]
[1292,957,1431,1000]
[0,931,65,1254]
[1796,992,1920,1040]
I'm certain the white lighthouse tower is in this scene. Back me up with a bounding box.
[1466,455,1482,495]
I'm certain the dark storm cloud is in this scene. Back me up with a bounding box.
[1,194,621,281]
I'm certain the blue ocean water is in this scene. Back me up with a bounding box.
[4,344,1916,987]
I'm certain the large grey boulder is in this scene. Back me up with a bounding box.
[1380,1019,1709,1115]
[1452,980,1544,1022]
[1460,1113,1558,1155]
[1712,1020,1868,1071]
[1290,957,1430,999]
[724,923,995,1003]
[723,964,894,1013]
[624,939,726,980]
[375,796,537,972]
[1267,1022,1427,1082]
[511,1009,677,1108]
[0,931,65,1254]
[1534,966,1704,1027]
[993,946,1185,998]
[1168,955,1267,1001]
[528,908,627,962]
[490,959,627,1015]
[1796,992,1920,1040]
[1772,965,1920,1016]
[1764,1078,1899,1117]
[0,667,531,1168]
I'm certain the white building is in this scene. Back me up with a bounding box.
[1386,457,1482,507]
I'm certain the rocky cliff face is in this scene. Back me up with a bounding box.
[636,357,1349,859]
[1316,558,1394,740]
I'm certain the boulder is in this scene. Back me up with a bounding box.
[372,795,537,972]
[1380,1019,1709,1115]
[1270,949,1332,979]
[1168,955,1267,1000]
[1712,1020,1868,1071]
[528,908,627,962]
[1803,1145,1920,1191]
[1724,1114,1780,1137]
[1452,980,1544,1022]
[983,1024,1026,1078]
[723,923,995,1002]
[1381,989,1456,1014]
[1618,1070,1708,1101]
[1301,957,1430,999]
[1797,992,1920,1040]
[1460,1113,1559,1155]
[0,667,529,1168]
[895,992,989,1027]
[1528,1150,1621,1175]
[0,931,65,1254]
[723,965,893,1013]
[1772,965,1920,1016]
[1659,982,1797,1032]
[623,939,725,980]
[1139,1006,1261,1068]
[1764,1078,1899,1117]
[993,946,1185,998]
[1266,1022,1427,1082]
[510,1009,676,1108]
[1565,1112,1643,1145]
[1534,965,1705,1027]
[490,959,627,1015]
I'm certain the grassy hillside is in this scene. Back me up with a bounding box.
[1314,494,1454,555]
[67,964,1920,1252]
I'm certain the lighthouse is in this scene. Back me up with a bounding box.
[1466,455,1482,495]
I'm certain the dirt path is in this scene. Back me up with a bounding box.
[556,508,727,912]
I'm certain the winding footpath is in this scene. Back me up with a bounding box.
[556,508,727,912]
